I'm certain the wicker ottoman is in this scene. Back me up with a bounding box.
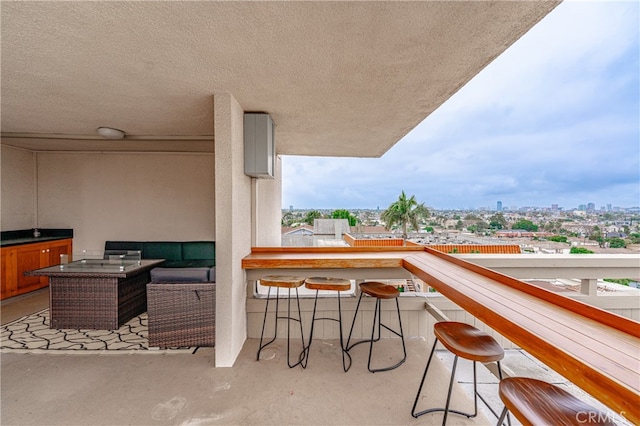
[147,282,215,348]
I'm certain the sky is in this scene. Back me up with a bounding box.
[282,1,639,211]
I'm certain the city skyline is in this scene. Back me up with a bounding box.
[282,1,639,211]
[282,202,638,212]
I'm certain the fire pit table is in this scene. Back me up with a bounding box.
[26,258,164,330]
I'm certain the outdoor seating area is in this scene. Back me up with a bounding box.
[0,287,498,425]
[243,246,640,425]
[3,287,631,425]
[15,240,218,348]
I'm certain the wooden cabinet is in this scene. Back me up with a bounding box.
[1,238,72,300]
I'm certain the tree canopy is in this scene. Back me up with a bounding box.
[489,213,508,230]
[303,210,323,225]
[512,219,538,232]
[381,191,429,242]
[331,209,358,226]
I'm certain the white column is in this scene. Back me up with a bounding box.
[581,278,598,296]
[214,93,251,367]
[253,155,282,247]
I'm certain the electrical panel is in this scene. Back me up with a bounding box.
[244,113,275,179]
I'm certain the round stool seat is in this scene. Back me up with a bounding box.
[434,322,504,363]
[499,377,616,425]
[260,275,306,288]
[305,277,351,291]
[360,281,400,299]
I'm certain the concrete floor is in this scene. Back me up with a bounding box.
[1,289,491,426]
[2,289,629,426]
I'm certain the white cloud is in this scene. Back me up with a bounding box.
[283,1,639,210]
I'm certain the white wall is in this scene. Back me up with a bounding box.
[1,147,215,252]
[214,93,251,367]
[1,145,36,231]
[37,151,215,253]
[253,155,282,247]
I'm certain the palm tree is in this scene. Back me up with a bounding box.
[381,191,429,244]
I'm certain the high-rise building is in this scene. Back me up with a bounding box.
[551,204,558,211]
[497,201,502,212]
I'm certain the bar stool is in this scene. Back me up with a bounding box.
[301,277,352,372]
[256,275,306,368]
[346,281,406,373]
[497,377,616,425]
[412,321,509,425]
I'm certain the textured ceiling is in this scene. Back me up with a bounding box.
[0,1,559,155]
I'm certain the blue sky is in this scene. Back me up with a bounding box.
[282,1,639,211]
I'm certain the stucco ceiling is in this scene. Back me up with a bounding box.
[0,1,559,156]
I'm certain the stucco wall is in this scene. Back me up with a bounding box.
[1,145,36,231]
[214,93,251,367]
[3,149,215,251]
[253,156,282,247]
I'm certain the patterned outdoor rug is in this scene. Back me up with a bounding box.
[0,309,195,354]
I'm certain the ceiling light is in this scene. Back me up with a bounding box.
[97,127,125,139]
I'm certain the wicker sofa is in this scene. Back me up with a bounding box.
[104,241,216,348]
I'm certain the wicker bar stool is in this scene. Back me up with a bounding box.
[301,277,352,372]
[497,377,616,426]
[412,321,509,425]
[257,275,306,368]
[346,281,406,373]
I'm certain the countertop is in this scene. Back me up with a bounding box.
[1,228,73,248]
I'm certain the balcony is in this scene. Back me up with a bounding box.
[243,247,640,424]
[2,248,638,425]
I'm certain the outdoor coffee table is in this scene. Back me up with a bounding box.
[26,258,164,330]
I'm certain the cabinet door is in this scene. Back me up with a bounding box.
[1,248,17,299]
[44,239,72,266]
[16,243,46,292]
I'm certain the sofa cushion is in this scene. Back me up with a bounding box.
[144,242,183,261]
[150,267,211,283]
[182,241,215,264]
[162,259,215,268]
[104,241,144,259]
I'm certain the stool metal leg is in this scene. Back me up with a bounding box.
[286,287,306,368]
[476,361,511,425]
[412,338,510,425]
[257,286,278,360]
[411,337,439,418]
[346,292,406,373]
[337,291,353,372]
[497,406,509,426]
[257,286,305,368]
[345,290,365,351]
[302,290,352,372]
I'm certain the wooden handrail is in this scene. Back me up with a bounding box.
[419,247,640,337]
[242,246,640,423]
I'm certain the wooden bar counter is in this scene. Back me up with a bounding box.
[242,246,640,423]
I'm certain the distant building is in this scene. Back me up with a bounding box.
[497,201,503,211]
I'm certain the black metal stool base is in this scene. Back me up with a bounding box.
[301,289,352,372]
[257,286,306,368]
[346,291,406,373]
[411,337,510,425]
